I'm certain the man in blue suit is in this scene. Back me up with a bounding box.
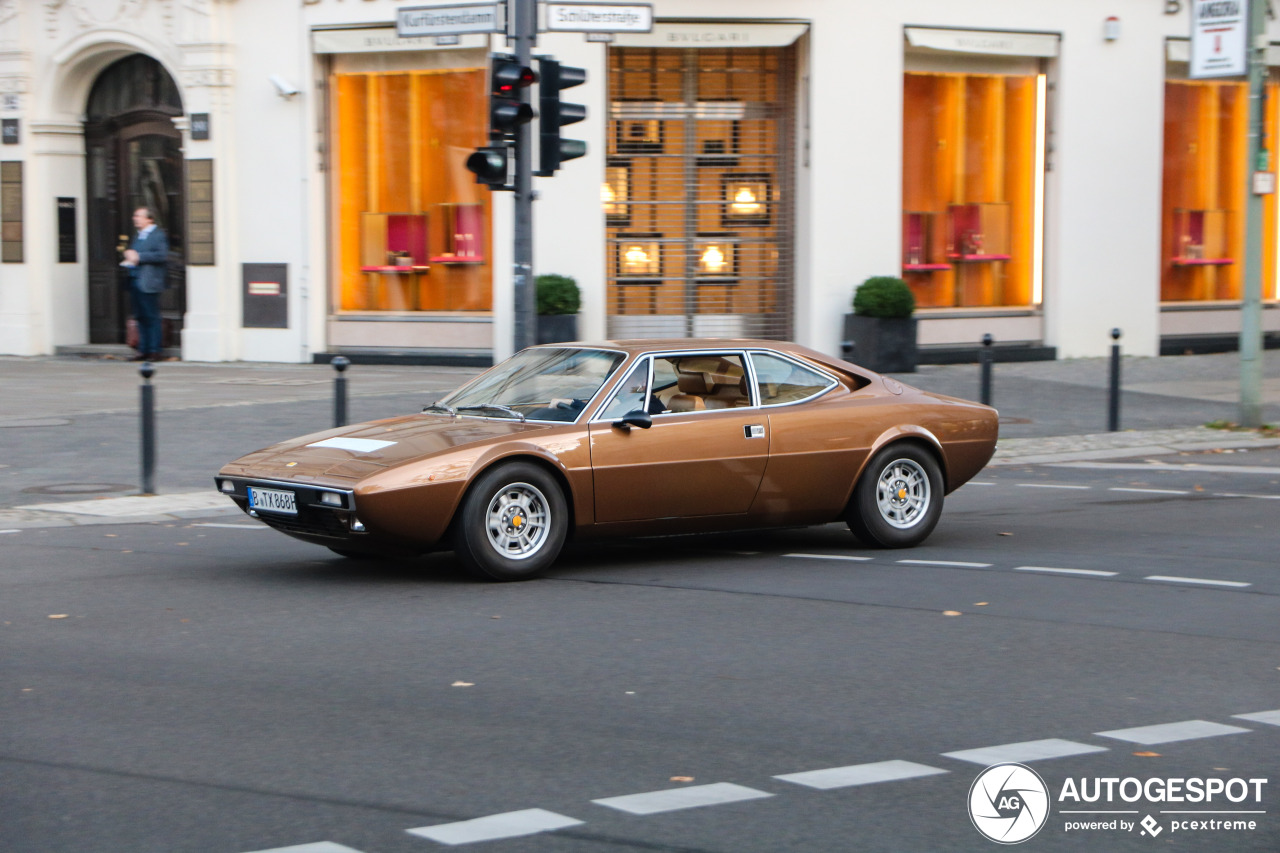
[123,206,170,361]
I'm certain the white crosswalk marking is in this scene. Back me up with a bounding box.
[244,843,364,853]
[1095,720,1251,745]
[406,809,583,845]
[592,782,773,815]
[943,738,1108,765]
[1234,710,1280,727]
[775,759,948,790]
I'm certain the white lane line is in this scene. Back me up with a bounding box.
[1144,575,1251,588]
[1015,484,1092,490]
[1053,461,1280,475]
[1015,566,1118,578]
[1233,710,1280,727]
[192,522,268,530]
[784,553,873,562]
[1095,720,1251,745]
[967,482,997,486]
[406,809,584,845]
[1214,493,1280,500]
[943,738,1108,765]
[1109,487,1190,495]
[897,559,993,568]
[775,759,948,790]
[592,782,773,815]
[243,844,365,853]
[0,529,19,534]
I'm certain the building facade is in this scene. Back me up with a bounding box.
[1,0,1278,364]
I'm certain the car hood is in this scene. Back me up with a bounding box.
[222,414,557,481]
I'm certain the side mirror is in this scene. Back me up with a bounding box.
[611,410,652,431]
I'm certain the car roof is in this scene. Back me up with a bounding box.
[533,339,867,375]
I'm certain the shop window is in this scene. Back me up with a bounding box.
[331,69,491,312]
[605,47,796,340]
[901,72,1043,309]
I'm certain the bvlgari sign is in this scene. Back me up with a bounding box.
[1190,0,1248,78]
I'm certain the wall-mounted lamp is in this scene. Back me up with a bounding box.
[1104,16,1120,42]
[270,74,301,99]
[695,234,737,279]
[722,174,771,226]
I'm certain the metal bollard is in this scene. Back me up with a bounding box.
[979,333,994,406]
[1108,328,1122,432]
[139,362,156,495]
[332,356,350,428]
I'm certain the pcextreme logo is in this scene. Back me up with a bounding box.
[968,765,1269,844]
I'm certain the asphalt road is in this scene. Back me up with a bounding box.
[2,450,1279,852]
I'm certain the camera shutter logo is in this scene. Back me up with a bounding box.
[968,763,1050,844]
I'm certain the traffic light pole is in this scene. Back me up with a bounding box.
[512,0,536,352]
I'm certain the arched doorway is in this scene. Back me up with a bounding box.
[84,54,185,347]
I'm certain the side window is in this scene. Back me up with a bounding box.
[751,352,835,406]
[651,354,750,413]
[599,358,650,420]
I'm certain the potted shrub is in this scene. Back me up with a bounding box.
[535,273,580,344]
[842,275,918,373]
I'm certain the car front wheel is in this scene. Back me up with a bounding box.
[846,443,943,548]
[454,462,568,581]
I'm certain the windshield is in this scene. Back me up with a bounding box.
[440,347,626,423]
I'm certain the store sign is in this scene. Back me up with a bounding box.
[1190,0,1249,78]
[544,3,653,33]
[613,22,807,49]
[904,27,1060,58]
[313,26,488,53]
[396,3,505,37]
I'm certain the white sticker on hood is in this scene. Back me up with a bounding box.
[307,437,396,453]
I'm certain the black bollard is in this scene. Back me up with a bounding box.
[979,333,994,406]
[332,356,350,428]
[1108,328,1122,432]
[139,362,156,495]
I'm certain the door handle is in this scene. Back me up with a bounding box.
[744,424,765,439]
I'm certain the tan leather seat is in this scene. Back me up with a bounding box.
[668,372,710,412]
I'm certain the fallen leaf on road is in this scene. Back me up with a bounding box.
[48,614,68,619]
[451,681,474,687]
[943,610,962,616]
[1133,752,1161,757]
[670,776,695,782]
[974,602,989,606]
[997,532,1013,537]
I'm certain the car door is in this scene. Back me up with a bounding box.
[588,352,768,522]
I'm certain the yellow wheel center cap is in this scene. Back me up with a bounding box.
[897,487,907,500]
[512,515,524,528]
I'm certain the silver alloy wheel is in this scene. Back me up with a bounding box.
[484,481,551,560]
[875,458,931,529]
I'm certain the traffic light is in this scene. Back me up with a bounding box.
[465,143,512,189]
[488,53,537,139]
[534,57,587,177]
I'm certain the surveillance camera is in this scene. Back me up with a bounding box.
[269,74,300,99]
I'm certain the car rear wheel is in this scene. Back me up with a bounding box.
[454,461,568,581]
[846,443,943,548]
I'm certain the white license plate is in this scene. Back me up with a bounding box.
[248,486,297,515]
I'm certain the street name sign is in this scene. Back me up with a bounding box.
[1190,0,1248,78]
[396,3,506,38]
[544,3,653,33]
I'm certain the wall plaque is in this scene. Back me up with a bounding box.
[1,161,21,262]
[1,119,17,145]
[186,159,214,265]
[242,263,288,328]
[190,113,210,140]
[57,197,76,263]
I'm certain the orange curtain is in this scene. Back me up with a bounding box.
[331,68,490,312]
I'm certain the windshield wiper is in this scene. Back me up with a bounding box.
[422,402,456,417]
[456,404,526,421]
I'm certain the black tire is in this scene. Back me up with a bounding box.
[453,461,568,581]
[846,443,944,548]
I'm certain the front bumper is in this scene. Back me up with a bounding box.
[214,476,364,542]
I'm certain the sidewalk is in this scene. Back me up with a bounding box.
[1,349,1278,529]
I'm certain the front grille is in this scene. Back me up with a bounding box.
[257,506,351,539]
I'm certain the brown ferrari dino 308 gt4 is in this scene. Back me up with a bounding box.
[216,340,997,580]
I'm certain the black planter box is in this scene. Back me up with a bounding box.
[841,314,918,373]
[536,314,578,345]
